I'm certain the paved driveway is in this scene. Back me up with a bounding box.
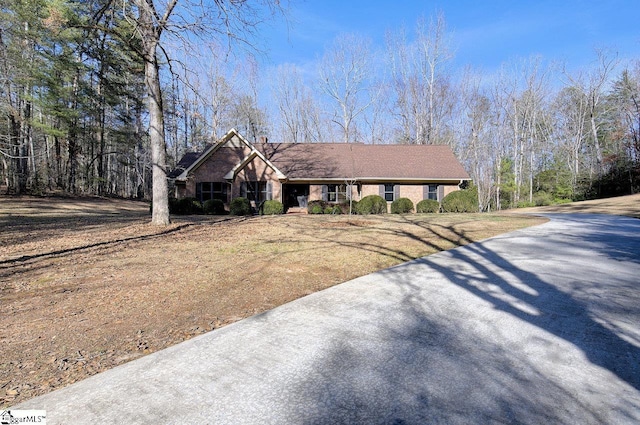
[16,213,640,424]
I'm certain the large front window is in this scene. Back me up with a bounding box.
[241,181,272,203]
[196,182,228,203]
[327,184,347,203]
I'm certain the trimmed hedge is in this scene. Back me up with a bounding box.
[390,197,414,214]
[441,187,478,213]
[308,200,356,214]
[203,199,226,215]
[308,200,326,214]
[324,205,342,214]
[416,199,440,213]
[169,197,202,215]
[261,200,284,215]
[229,197,251,216]
[356,195,387,215]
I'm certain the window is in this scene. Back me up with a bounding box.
[383,184,395,202]
[326,184,347,203]
[241,181,272,203]
[196,182,228,203]
[427,184,438,200]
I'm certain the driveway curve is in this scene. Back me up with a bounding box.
[16,213,640,424]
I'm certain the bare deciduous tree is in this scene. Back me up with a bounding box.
[124,0,285,225]
[386,12,454,145]
[272,64,325,143]
[318,33,373,143]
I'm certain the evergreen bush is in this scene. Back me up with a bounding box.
[261,200,284,215]
[307,200,326,214]
[516,200,536,208]
[356,195,387,215]
[203,199,226,215]
[416,199,440,213]
[229,197,251,216]
[532,191,553,206]
[171,197,202,214]
[343,200,357,215]
[390,197,414,214]
[441,187,478,213]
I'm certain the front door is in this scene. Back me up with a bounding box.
[283,184,310,209]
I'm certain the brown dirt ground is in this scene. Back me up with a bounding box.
[3,193,610,407]
[517,192,640,218]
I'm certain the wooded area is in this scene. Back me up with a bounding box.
[1,3,638,212]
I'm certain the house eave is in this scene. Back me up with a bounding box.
[283,177,469,183]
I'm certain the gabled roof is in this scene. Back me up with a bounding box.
[173,129,257,181]
[171,129,470,182]
[168,151,201,179]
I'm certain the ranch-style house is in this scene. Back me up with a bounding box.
[170,129,470,211]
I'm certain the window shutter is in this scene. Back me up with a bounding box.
[423,185,428,200]
[321,185,328,202]
[379,185,384,197]
[438,185,444,201]
[240,181,247,198]
[196,183,202,202]
[394,185,400,200]
[266,182,273,200]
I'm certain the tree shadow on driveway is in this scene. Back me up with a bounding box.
[291,213,640,424]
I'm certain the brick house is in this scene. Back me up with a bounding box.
[171,128,470,211]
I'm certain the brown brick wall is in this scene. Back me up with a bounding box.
[234,156,282,201]
[361,183,461,207]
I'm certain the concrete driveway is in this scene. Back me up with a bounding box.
[15,213,640,424]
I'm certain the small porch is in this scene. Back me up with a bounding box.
[282,183,310,211]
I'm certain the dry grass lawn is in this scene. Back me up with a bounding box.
[517,193,640,218]
[4,193,637,407]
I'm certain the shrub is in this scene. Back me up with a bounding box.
[516,200,536,208]
[323,205,342,214]
[441,187,478,213]
[261,200,284,215]
[229,197,251,216]
[308,200,326,214]
[554,198,573,204]
[356,195,387,215]
[203,199,226,215]
[344,200,358,215]
[169,197,202,215]
[390,197,414,214]
[416,199,440,213]
[533,191,553,206]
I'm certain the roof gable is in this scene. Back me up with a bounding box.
[174,129,286,181]
[174,129,253,180]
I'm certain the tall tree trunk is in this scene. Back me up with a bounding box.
[145,48,170,224]
[136,0,175,225]
[590,112,603,173]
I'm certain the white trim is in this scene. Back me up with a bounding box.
[283,177,467,183]
[175,128,253,181]
[224,149,287,180]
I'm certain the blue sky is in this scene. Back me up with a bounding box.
[260,0,639,72]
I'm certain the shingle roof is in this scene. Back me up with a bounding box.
[171,129,470,182]
[168,151,201,179]
[259,142,470,181]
